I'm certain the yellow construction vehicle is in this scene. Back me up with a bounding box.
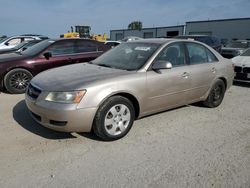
[89,33,108,42]
[60,25,107,42]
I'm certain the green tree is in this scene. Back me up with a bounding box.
[128,21,143,30]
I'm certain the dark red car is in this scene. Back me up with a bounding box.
[0,38,109,94]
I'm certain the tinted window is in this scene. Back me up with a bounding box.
[75,41,98,53]
[21,40,54,56]
[47,41,74,55]
[186,43,208,64]
[155,43,185,67]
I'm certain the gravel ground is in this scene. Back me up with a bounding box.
[0,83,249,188]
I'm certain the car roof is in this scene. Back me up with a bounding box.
[45,38,103,43]
[129,38,183,44]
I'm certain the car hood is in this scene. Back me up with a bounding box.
[232,56,250,67]
[0,52,28,63]
[31,63,131,91]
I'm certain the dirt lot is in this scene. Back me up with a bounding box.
[0,83,249,188]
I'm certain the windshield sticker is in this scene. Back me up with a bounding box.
[135,47,151,51]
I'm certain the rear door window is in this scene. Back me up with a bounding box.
[206,49,218,62]
[75,40,98,53]
[186,43,208,64]
[47,41,74,56]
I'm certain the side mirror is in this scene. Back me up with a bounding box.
[43,52,52,60]
[152,60,172,70]
[21,47,27,51]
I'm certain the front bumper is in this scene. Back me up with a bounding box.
[25,94,97,132]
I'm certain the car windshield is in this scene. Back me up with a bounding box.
[240,48,250,56]
[92,42,160,71]
[21,40,55,55]
[226,41,249,48]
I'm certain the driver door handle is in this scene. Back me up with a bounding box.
[182,72,190,78]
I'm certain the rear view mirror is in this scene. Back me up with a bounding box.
[43,52,52,60]
[152,60,172,70]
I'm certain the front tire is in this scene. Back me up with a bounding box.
[203,79,226,108]
[4,68,33,94]
[93,96,135,141]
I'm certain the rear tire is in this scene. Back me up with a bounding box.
[4,68,33,94]
[93,96,135,141]
[203,79,225,108]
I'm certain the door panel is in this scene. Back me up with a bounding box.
[185,42,218,102]
[145,67,190,114]
[187,63,217,102]
[30,54,76,74]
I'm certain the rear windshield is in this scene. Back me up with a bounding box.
[227,41,249,48]
[241,48,250,56]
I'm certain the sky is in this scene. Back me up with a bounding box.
[0,0,249,38]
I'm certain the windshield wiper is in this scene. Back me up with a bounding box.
[97,64,116,69]
[15,51,22,55]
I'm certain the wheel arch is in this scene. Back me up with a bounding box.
[218,77,227,89]
[99,92,140,119]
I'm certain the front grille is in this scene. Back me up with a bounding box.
[27,84,41,99]
[234,66,242,73]
[235,73,250,81]
[243,67,250,73]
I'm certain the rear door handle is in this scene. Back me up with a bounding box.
[182,72,190,78]
[212,67,216,73]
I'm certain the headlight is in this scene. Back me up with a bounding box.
[45,90,86,104]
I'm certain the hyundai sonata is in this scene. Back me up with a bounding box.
[25,39,234,140]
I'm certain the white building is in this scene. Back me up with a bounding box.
[110,25,185,41]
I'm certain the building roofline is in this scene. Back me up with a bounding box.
[110,25,185,32]
[186,17,250,24]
